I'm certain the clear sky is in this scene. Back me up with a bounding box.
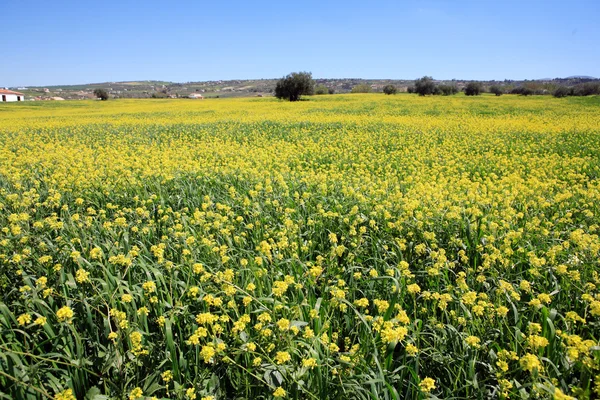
[2,0,599,86]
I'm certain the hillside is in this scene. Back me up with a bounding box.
[6,76,598,100]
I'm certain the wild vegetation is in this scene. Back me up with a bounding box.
[1,94,600,399]
[274,72,315,102]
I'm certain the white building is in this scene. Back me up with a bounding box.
[0,89,25,102]
[189,93,204,99]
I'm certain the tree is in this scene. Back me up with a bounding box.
[553,86,571,98]
[274,72,315,101]
[93,88,109,100]
[438,84,459,96]
[382,84,397,95]
[464,82,482,96]
[351,84,372,93]
[572,82,600,96]
[489,85,504,96]
[328,87,335,95]
[314,84,330,95]
[511,87,534,96]
[414,76,436,96]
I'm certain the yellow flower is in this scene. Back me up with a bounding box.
[465,335,481,349]
[419,377,436,393]
[407,283,421,295]
[37,276,48,287]
[302,357,317,368]
[186,387,196,399]
[406,343,418,356]
[34,316,47,326]
[129,387,143,400]
[277,318,290,331]
[54,388,76,400]
[273,387,286,398]
[520,353,543,372]
[354,297,369,307]
[17,313,32,326]
[142,281,156,294]
[554,388,576,400]
[90,247,103,259]
[275,351,291,364]
[527,335,549,350]
[56,306,74,323]
[200,344,216,363]
[161,370,173,383]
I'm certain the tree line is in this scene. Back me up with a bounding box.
[91,73,600,101]
[274,73,600,102]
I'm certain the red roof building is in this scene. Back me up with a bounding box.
[0,89,25,102]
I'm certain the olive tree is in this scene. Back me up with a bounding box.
[464,82,482,96]
[383,84,397,95]
[274,72,315,101]
[414,76,436,96]
[93,88,109,100]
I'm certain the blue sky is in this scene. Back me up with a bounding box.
[1,0,599,86]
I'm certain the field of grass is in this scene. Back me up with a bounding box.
[1,94,600,399]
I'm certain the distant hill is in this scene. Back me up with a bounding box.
[565,75,596,79]
[7,76,599,100]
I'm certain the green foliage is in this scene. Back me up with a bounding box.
[553,86,571,98]
[274,72,315,101]
[438,84,459,96]
[489,86,504,96]
[571,82,600,96]
[511,87,534,96]
[382,85,397,95]
[314,84,331,95]
[414,76,436,96]
[464,82,482,96]
[93,89,109,101]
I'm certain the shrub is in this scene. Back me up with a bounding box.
[314,84,330,95]
[520,87,534,96]
[414,76,436,96]
[553,86,571,98]
[571,82,600,96]
[382,85,398,95]
[274,72,315,101]
[383,85,398,94]
[438,84,459,96]
[351,84,372,93]
[489,86,504,96]
[328,87,335,95]
[464,82,482,96]
[93,89,109,100]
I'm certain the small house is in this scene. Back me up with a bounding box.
[0,89,25,102]
[189,93,204,99]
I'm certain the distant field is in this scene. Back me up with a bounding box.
[1,94,600,399]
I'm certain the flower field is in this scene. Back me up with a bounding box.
[1,94,600,399]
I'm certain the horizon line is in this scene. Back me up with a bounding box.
[5,75,598,88]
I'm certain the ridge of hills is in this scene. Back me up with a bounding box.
[6,76,598,100]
